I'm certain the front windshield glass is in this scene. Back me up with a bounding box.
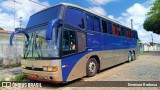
[27,5,62,28]
[24,25,60,59]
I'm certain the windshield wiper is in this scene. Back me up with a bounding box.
[35,34,44,59]
[24,34,33,58]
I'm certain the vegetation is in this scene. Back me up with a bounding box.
[0,64,21,70]
[0,27,3,30]
[0,77,6,81]
[0,74,29,81]
[12,74,29,81]
[143,0,160,34]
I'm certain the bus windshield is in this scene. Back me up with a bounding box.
[24,25,60,59]
[27,5,62,28]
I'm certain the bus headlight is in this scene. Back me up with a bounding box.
[43,66,58,72]
[43,66,48,71]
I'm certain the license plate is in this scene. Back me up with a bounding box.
[30,74,37,78]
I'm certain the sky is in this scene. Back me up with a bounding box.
[0,0,159,43]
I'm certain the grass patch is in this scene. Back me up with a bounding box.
[0,63,21,70]
[11,74,29,81]
[0,77,6,81]
[0,67,4,70]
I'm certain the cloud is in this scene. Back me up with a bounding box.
[0,0,50,31]
[108,15,114,19]
[113,3,160,43]
[89,6,107,16]
[87,0,114,17]
[87,0,116,6]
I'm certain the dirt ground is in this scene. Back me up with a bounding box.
[1,51,160,90]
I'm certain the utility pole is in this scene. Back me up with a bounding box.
[11,0,22,30]
[151,34,153,43]
[19,17,22,30]
[131,19,133,30]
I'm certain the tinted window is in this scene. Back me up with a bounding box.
[65,8,84,29]
[126,29,131,38]
[94,17,101,32]
[102,20,107,33]
[27,5,62,28]
[117,25,120,36]
[86,14,94,31]
[112,24,119,35]
[131,30,138,39]
[63,30,76,51]
[121,27,126,37]
[107,21,112,34]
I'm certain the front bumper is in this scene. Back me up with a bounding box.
[22,69,63,83]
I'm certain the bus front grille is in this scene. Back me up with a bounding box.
[25,67,43,71]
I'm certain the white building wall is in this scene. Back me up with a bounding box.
[0,34,24,66]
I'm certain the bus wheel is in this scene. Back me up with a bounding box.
[128,52,132,62]
[133,52,136,60]
[86,58,98,77]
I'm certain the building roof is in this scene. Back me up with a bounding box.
[0,30,12,34]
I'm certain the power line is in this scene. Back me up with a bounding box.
[28,0,49,7]
[91,0,120,15]
[10,0,22,4]
[70,0,105,16]
[10,0,22,30]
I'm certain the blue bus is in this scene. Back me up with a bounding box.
[10,3,139,83]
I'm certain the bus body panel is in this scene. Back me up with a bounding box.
[61,32,138,82]
[65,48,138,81]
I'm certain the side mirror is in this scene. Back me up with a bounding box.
[10,30,29,45]
[46,19,62,40]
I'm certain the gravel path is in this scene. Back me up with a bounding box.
[0,67,21,78]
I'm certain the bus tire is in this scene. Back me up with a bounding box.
[86,58,98,77]
[132,51,136,60]
[128,52,132,62]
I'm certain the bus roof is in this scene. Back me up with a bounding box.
[32,2,135,31]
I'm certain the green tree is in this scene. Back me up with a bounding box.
[143,0,160,34]
[0,27,4,30]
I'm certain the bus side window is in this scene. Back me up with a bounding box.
[78,32,86,52]
[126,29,129,38]
[126,29,131,38]
[120,27,124,36]
[94,16,101,32]
[112,24,116,35]
[124,28,127,37]
[86,14,94,31]
[128,29,131,38]
[131,31,134,38]
[65,7,84,29]
[63,30,76,51]
[102,20,107,33]
[117,25,120,36]
[107,21,112,34]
